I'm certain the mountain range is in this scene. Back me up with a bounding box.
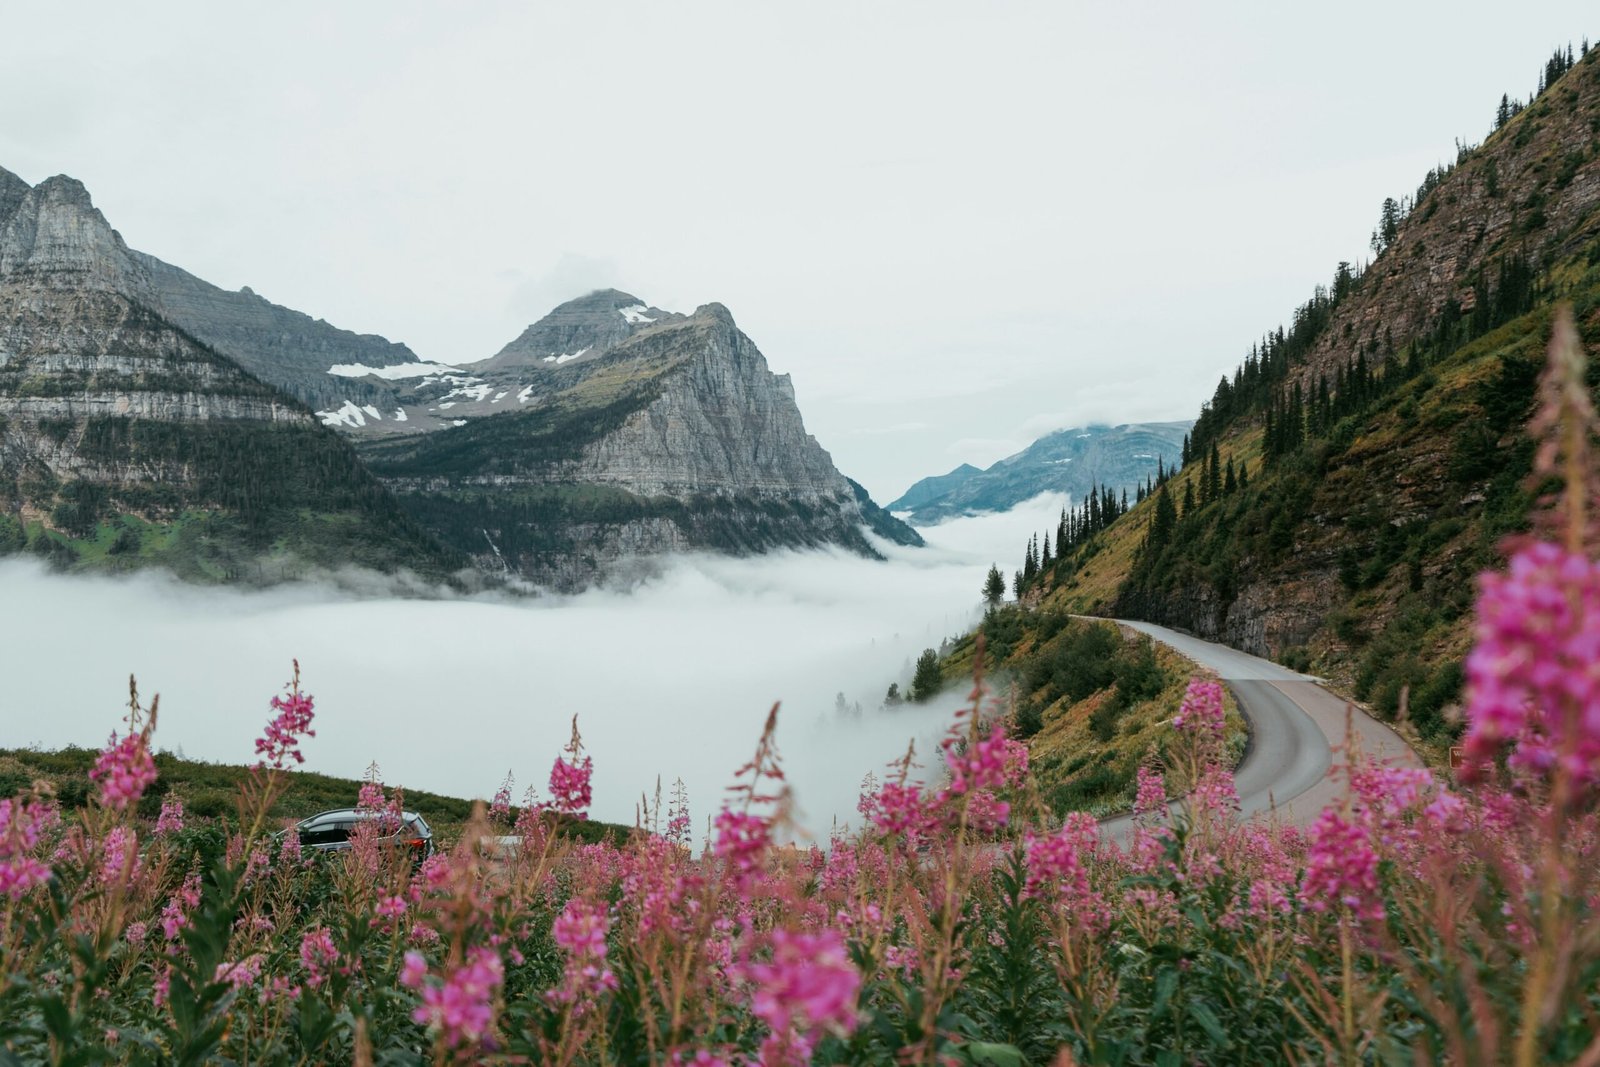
[889,421,1191,525]
[0,166,917,589]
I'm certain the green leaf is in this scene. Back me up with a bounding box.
[1152,966,1178,1019]
[963,1042,1025,1067]
[1187,999,1230,1048]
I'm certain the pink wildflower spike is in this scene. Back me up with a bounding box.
[0,792,58,900]
[154,795,184,835]
[549,898,618,1004]
[737,928,860,1053]
[99,825,140,887]
[299,926,340,989]
[713,809,772,883]
[161,872,203,942]
[1025,812,1110,934]
[1134,765,1167,820]
[1463,541,1600,792]
[256,663,316,769]
[399,950,428,990]
[214,953,266,991]
[91,730,158,812]
[489,770,514,823]
[548,716,593,819]
[941,720,1015,796]
[1301,807,1385,924]
[1173,679,1226,755]
[411,945,504,1049]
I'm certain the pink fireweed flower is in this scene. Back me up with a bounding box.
[214,953,267,991]
[548,754,592,819]
[548,716,594,819]
[942,721,1015,796]
[299,926,340,989]
[963,789,1011,834]
[154,795,184,835]
[713,809,772,882]
[861,780,932,841]
[99,825,140,887]
[489,770,514,823]
[1025,813,1109,934]
[399,950,428,990]
[1173,678,1226,760]
[90,730,157,811]
[1301,807,1384,924]
[278,822,302,864]
[409,945,504,1049]
[1134,765,1167,820]
[739,928,860,1045]
[0,793,57,900]
[549,898,618,1003]
[1190,764,1239,824]
[998,734,1031,788]
[161,872,203,942]
[256,666,316,769]
[552,898,610,958]
[1464,541,1600,791]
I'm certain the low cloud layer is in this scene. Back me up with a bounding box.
[0,496,1066,838]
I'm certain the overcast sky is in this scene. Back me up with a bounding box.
[1,3,1593,500]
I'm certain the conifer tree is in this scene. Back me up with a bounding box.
[1238,461,1249,491]
[983,564,1005,608]
[1207,442,1222,503]
[911,649,942,703]
[1150,481,1177,551]
[1182,479,1195,517]
[1040,532,1052,569]
[1223,456,1236,495]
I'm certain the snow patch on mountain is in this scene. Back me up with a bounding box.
[618,305,655,325]
[328,361,463,380]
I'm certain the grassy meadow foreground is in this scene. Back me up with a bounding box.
[4,328,1600,1064]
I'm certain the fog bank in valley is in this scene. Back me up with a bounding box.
[0,496,1065,837]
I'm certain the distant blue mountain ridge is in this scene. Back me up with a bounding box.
[889,421,1192,525]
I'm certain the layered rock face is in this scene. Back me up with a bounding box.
[134,252,423,412]
[0,170,305,451]
[0,167,460,581]
[362,301,921,590]
[890,423,1191,525]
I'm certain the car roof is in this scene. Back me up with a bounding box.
[299,808,424,826]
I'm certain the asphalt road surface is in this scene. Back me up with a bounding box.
[1098,618,1420,837]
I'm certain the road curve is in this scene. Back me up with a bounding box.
[1098,618,1421,836]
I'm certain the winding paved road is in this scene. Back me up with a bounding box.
[1098,619,1420,836]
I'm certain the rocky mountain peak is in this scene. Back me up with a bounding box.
[474,288,682,373]
[691,302,736,326]
[0,167,29,227]
[0,170,144,292]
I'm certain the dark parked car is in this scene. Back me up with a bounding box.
[284,808,435,863]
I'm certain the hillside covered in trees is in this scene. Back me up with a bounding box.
[979,41,1600,763]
